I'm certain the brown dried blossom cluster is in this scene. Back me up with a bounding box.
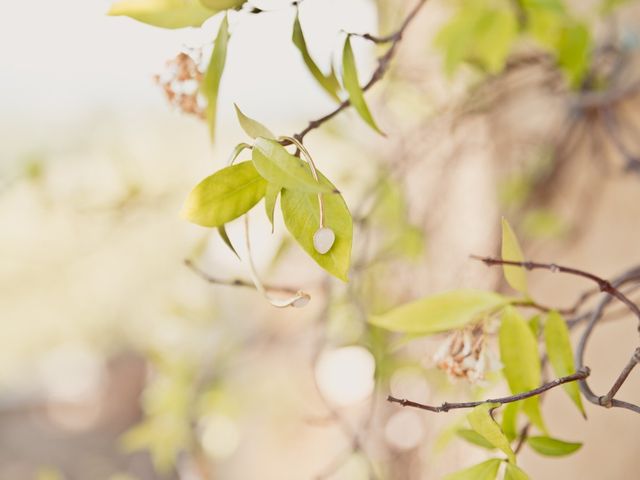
[154,51,206,119]
[432,324,500,383]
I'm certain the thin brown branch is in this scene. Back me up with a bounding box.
[600,347,640,407]
[184,259,299,295]
[284,0,428,144]
[387,368,590,413]
[471,256,640,324]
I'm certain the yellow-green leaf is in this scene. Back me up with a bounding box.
[218,225,240,259]
[444,459,502,480]
[557,22,590,88]
[501,218,528,295]
[108,0,217,29]
[499,307,546,432]
[527,436,582,456]
[468,403,516,464]
[264,183,280,231]
[370,290,507,335]
[456,429,496,450]
[252,138,333,194]
[501,401,520,442]
[342,36,384,135]
[292,13,341,102]
[200,0,245,9]
[280,174,352,281]
[202,14,230,141]
[544,311,586,417]
[505,464,531,480]
[182,161,267,227]
[471,9,518,73]
[234,104,274,139]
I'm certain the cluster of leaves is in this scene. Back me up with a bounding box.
[370,219,585,479]
[182,106,353,280]
[434,0,623,86]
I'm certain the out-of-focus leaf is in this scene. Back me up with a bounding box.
[264,183,280,231]
[527,436,582,456]
[36,468,64,480]
[202,14,230,140]
[218,225,240,259]
[444,459,502,480]
[472,9,518,73]
[499,307,546,432]
[522,209,566,239]
[544,311,586,417]
[252,138,333,194]
[108,0,217,28]
[528,314,541,338]
[342,36,384,134]
[501,401,520,442]
[456,428,496,450]
[281,173,352,281]
[557,22,591,87]
[370,290,507,334]
[182,161,267,227]
[505,463,531,480]
[601,0,634,14]
[468,403,516,464]
[501,218,528,295]
[292,13,341,101]
[200,0,245,9]
[522,0,565,12]
[234,104,275,139]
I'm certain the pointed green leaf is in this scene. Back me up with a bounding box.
[200,0,245,9]
[501,402,520,442]
[444,459,502,480]
[202,14,230,141]
[292,13,341,102]
[505,464,531,480]
[527,436,582,456]
[182,161,267,227]
[108,0,217,29]
[264,183,281,231]
[557,22,591,88]
[252,138,333,194]
[280,174,352,281]
[369,290,507,335]
[342,36,384,135]
[468,403,516,464]
[544,311,586,417]
[217,225,240,259]
[234,104,275,139]
[501,218,528,295]
[455,429,496,450]
[499,307,546,432]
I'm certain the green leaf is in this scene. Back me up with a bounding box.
[501,402,520,442]
[280,174,352,281]
[108,0,217,29]
[200,0,245,9]
[252,138,333,194]
[471,9,518,73]
[501,218,528,295]
[455,429,496,450]
[499,307,546,432]
[468,403,516,464]
[202,14,230,141]
[217,225,240,259]
[444,459,502,480]
[292,13,341,102]
[505,463,531,480]
[527,436,582,456]
[264,183,280,231]
[544,311,586,417]
[369,290,507,335]
[182,161,267,227]
[557,22,591,87]
[234,104,275,140]
[342,36,384,135]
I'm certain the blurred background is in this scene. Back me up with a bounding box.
[2,0,640,478]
